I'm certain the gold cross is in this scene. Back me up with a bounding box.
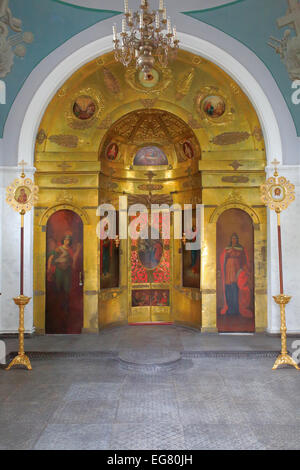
[18,160,27,178]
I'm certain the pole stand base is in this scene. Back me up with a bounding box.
[272,353,300,370]
[5,353,32,371]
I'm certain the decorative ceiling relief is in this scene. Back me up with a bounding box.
[268,0,300,81]
[0,0,34,78]
[38,49,263,159]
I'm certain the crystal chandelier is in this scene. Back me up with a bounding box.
[112,0,179,78]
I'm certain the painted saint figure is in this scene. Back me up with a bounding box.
[220,233,252,318]
[138,238,163,269]
[100,237,113,276]
[47,233,81,312]
[16,187,28,203]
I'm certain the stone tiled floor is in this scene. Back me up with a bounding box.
[0,326,300,450]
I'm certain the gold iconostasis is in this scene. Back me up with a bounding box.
[33,49,267,334]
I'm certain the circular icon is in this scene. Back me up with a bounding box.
[202,95,226,118]
[138,68,160,88]
[73,95,96,120]
[14,186,31,204]
[271,185,285,202]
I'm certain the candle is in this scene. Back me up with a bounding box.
[173,25,177,39]
[140,11,144,28]
[113,24,117,40]
[159,0,164,10]
[155,11,160,29]
[124,0,128,14]
[122,18,126,33]
[163,8,167,20]
[167,17,171,34]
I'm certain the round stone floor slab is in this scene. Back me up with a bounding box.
[118,348,182,373]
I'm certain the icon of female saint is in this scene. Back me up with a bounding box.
[220,233,252,318]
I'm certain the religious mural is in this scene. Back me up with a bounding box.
[217,208,254,332]
[202,95,226,118]
[73,95,96,120]
[138,238,163,270]
[100,213,119,289]
[132,289,170,307]
[106,142,119,161]
[131,214,170,285]
[46,210,83,334]
[133,146,168,166]
[182,140,194,159]
[182,210,201,289]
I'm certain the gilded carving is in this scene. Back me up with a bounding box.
[176,68,195,100]
[138,184,164,191]
[55,191,74,203]
[253,126,264,141]
[51,177,79,185]
[36,129,47,145]
[125,64,172,95]
[221,175,249,184]
[103,67,122,96]
[48,135,78,148]
[211,132,250,146]
[229,160,243,171]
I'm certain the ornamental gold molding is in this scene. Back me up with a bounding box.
[176,68,195,101]
[209,191,260,224]
[99,288,124,301]
[39,203,90,226]
[125,64,173,96]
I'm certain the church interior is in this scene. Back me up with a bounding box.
[0,0,300,452]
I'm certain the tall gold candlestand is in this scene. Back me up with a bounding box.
[261,160,299,370]
[5,161,39,371]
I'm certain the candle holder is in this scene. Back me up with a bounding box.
[5,161,38,371]
[261,160,299,370]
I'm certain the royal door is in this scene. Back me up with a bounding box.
[128,212,172,324]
